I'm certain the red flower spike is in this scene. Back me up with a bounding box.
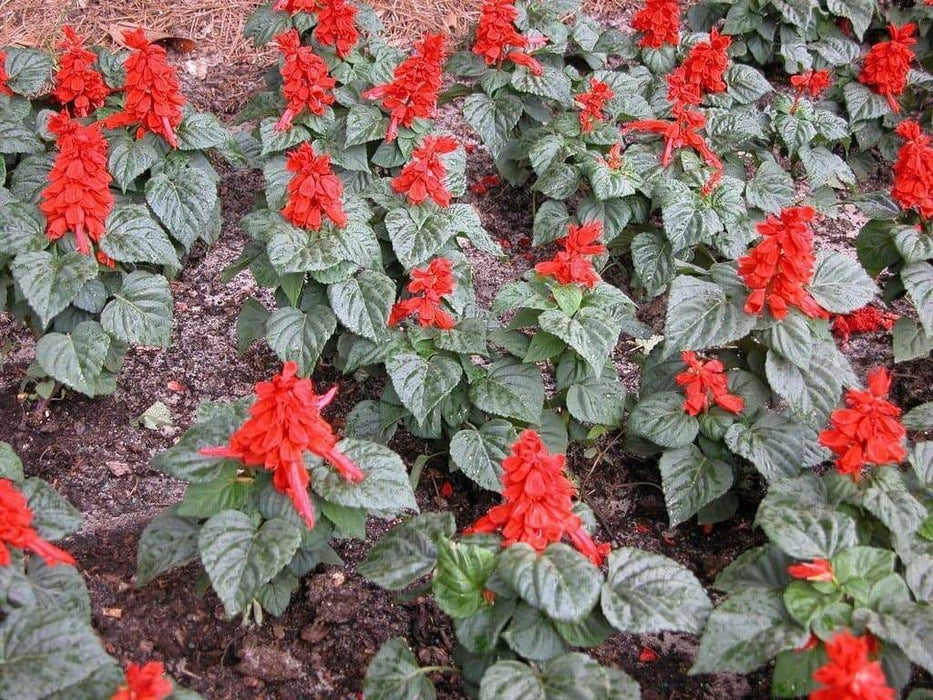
[389,257,457,329]
[362,33,446,142]
[273,0,316,10]
[274,29,336,132]
[666,67,703,109]
[464,430,611,566]
[892,120,933,220]
[790,69,832,115]
[40,112,114,256]
[679,29,732,95]
[624,107,723,179]
[638,646,660,663]
[473,0,543,75]
[811,631,895,700]
[604,143,624,170]
[0,50,12,96]
[199,362,363,529]
[737,206,827,321]
[282,142,347,231]
[314,0,360,58]
[111,661,173,700]
[391,135,459,207]
[53,26,110,117]
[102,29,185,147]
[0,479,76,568]
[631,0,680,49]
[576,78,615,133]
[675,351,744,416]
[535,220,606,288]
[859,23,916,114]
[788,558,834,582]
[97,250,117,268]
[832,305,899,344]
[819,367,907,482]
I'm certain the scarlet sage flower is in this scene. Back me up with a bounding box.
[858,23,916,113]
[666,68,703,109]
[679,29,731,95]
[737,206,827,320]
[819,367,906,481]
[811,631,894,700]
[787,558,834,582]
[274,30,335,132]
[624,108,723,180]
[675,351,744,416]
[790,69,831,115]
[53,27,110,117]
[200,362,363,529]
[631,0,680,49]
[111,661,173,700]
[281,142,347,231]
[0,51,11,96]
[0,479,75,567]
[40,112,114,256]
[362,33,446,142]
[535,221,606,288]
[102,29,185,148]
[313,0,360,58]
[391,135,458,207]
[473,0,544,75]
[604,143,624,170]
[576,78,615,133]
[465,430,611,566]
[389,257,457,329]
[892,121,933,220]
[832,305,899,344]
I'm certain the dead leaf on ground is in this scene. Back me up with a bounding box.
[107,22,197,53]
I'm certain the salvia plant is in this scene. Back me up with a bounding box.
[0,442,199,699]
[0,29,239,399]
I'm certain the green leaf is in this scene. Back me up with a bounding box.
[101,272,173,347]
[631,231,675,298]
[11,251,99,328]
[724,413,823,481]
[3,48,53,95]
[904,403,933,432]
[808,251,878,314]
[861,469,927,535]
[746,161,794,214]
[659,445,733,528]
[265,306,337,375]
[532,200,571,246]
[756,489,857,559]
[108,134,161,191]
[385,208,456,269]
[357,513,456,590]
[478,661,543,700]
[893,318,933,363]
[175,112,229,150]
[328,271,395,342]
[498,543,601,624]
[432,538,497,618]
[502,603,568,661]
[725,64,772,103]
[20,478,81,540]
[136,513,201,586]
[826,0,874,38]
[236,298,270,354]
[34,321,111,396]
[600,547,710,634]
[628,392,698,449]
[0,442,25,482]
[14,559,90,618]
[566,373,626,427]
[0,201,46,255]
[385,352,462,424]
[100,204,180,267]
[363,638,436,700]
[145,164,217,250]
[199,510,302,617]
[538,308,619,375]
[479,653,639,700]
[346,105,388,147]
[857,603,933,675]
[151,403,250,483]
[449,421,516,493]
[763,312,812,370]
[664,276,756,352]
[903,262,933,337]
[469,358,545,424]
[510,64,573,107]
[714,544,792,593]
[462,93,523,159]
[176,465,254,519]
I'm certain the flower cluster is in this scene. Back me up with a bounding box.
[391,135,458,207]
[631,0,680,49]
[389,257,457,329]
[675,352,744,416]
[892,120,933,220]
[858,23,916,113]
[811,632,894,700]
[603,143,624,170]
[0,479,75,567]
[676,29,731,96]
[272,0,359,57]
[40,112,114,257]
[201,362,363,529]
[362,32,446,141]
[465,430,611,565]
[787,558,833,582]
[282,142,347,230]
[624,108,722,182]
[832,305,899,344]
[818,367,906,481]
[102,28,185,147]
[52,26,110,117]
[737,206,827,320]
[472,0,544,75]
[535,221,606,288]
[790,69,831,115]
[0,50,11,96]
[111,661,172,700]
[576,78,615,133]
[274,29,336,132]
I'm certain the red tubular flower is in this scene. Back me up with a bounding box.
[666,67,703,109]
[274,29,336,132]
[473,0,544,75]
[788,558,834,582]
[464,430,611,566]
[200,362,363,529]
[604,143,624,170]
[362,33,446,142]
[535,221,606,288]
[811,631,894,700]
[391,135,459,207]
[53,26,110,117]
[679,29,731,95]
[273,0,316,10]
[737,206,827,321]
[389,257,457,329]
[675,351,744,416]
[40,112,114,256]
[111,661,173,700]
[102,29,185,148]
[832,305,899,344]
[631,0,680,49]
[281,143,347,230]
[790,69,832,115]
[892,121,933,220]
[313,0,359,58]
[819,368,906,481]
[0,50,11,96]
[624,108,723,180]
[0,479,75,567]
[858,23,916,114]
[576,78,615,133]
